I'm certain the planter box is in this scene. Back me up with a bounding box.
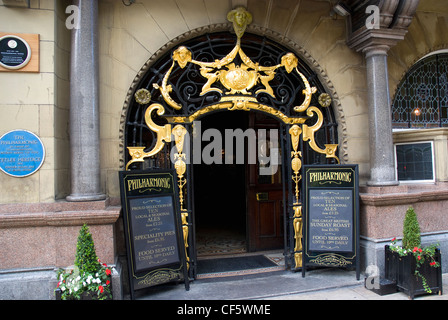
[385,245,443,299]
[55,288,112,300]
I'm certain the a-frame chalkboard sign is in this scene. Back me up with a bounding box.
[302,165,360,280]
[119,169,189,299]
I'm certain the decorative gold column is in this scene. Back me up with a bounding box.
[293,205,303,268]
[289,125,303,268]
[172,125,190,269]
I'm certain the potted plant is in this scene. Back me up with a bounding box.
[55,224,113,300]
[385,206,442,299]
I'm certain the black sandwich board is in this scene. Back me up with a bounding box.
[119,169,189,299]
[302,165,360,280]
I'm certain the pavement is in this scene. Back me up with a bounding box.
[135,267,448,301]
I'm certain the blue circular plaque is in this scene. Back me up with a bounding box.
[0,130,45,178]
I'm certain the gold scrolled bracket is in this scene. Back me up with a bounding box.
[125,104,172,170]
[302,106,340,163]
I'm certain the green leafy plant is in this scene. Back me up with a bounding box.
[55,224,113,300]
[75,224,102,274]
[402,206,421,250]
[389,206,440,293]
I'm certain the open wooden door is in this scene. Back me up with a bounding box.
[247,113,284,251]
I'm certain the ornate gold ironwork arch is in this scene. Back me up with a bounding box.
[125,7,339,270]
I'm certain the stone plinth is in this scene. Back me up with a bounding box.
[359,183,448,276]
[0,199,121,299]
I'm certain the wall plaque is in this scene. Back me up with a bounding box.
[0,130,45,178]
[302,165,360,280]
[0,35,31,69]
[119,169,189,299]
[0,33,39,73]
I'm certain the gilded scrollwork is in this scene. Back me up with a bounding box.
[153,60,183,110]
[293,68,317,113]
[125,103,172,170]
[150,7,317,111]
[302,107,340,163]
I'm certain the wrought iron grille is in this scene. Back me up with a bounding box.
[124,32,338,168]
[392,53,448,129]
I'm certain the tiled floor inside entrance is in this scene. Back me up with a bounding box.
[196,227,247,257]
[195,227,285,279]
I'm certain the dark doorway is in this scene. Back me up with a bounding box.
[193,110,285,258]
[193,111,249,257]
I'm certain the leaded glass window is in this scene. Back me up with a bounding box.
[392,53,448,128]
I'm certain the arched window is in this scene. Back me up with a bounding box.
[392,52,448,129]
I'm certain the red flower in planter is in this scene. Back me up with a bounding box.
[430,261,437,266]
[99,285,104,294]
[105,268,111,276]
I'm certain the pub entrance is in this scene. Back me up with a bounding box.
[123,24,341,279]
[194,111,249,257]
[193,111,285,263]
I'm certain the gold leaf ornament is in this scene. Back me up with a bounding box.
[174,159,186,177]
[227,7,252,39]
[134,88,151,105]
[291,157,302,174]
[318,93,332,107]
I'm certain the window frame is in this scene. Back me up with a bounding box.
[394,140,436,184]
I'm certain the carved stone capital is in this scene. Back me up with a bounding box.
[347,0,420,54]
[347,27,407,54]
